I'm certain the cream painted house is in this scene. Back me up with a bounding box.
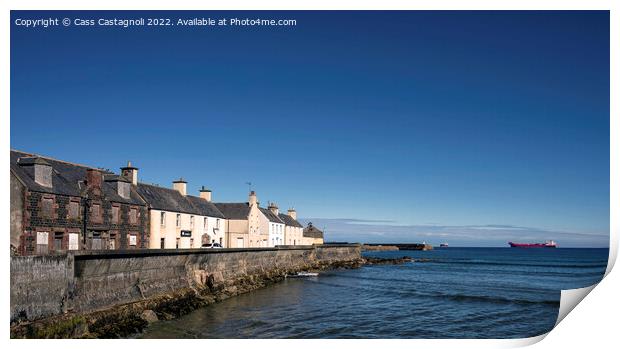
[135,178,226,249]
[278,208,304,245]
[215,191,268,248]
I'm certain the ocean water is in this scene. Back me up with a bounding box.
[138,247,609,339]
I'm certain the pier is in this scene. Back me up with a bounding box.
[364,243,433,251]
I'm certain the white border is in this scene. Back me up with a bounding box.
[2,1,617,348]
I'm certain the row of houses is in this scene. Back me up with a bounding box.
[10,150,323,256]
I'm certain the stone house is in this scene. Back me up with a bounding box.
[10,150,149,256]
[135,178,226,249]
[302,222,325,245]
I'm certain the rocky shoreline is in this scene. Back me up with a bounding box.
[10,258,365,339]
[10,255,424,339]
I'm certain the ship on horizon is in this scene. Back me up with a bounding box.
[508,240,557,248]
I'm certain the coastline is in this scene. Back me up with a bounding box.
[10,244,363,338]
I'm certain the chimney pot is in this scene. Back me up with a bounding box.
[287,208,297,220]
[120,161,138,185]
[173,178,187,196]
[249,191,258,206]
[199,186,212,202]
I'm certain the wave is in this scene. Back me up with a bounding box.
[315,279,560,307]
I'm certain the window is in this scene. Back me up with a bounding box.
[129,207,138,224]
[112,206,120,224]
[109,233,117,250]
[36,231,49,254]
[41,197,54,218]
[204,217,207,230]
[91,203,102,223]
[176,214,181,227]
[160,212,166,226]
[190,238,194,248]
[128,234,137,246]
[91,233,102,250]
[160,238,165,249]
[53,232,63,250]
[68,233,79,250]
[190,216,194,228]
[68,201,80,219]
[216,219,220,229]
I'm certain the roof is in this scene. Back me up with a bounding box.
[260,208,285,224]
[278,213,303,228]
[213,203,250,220]
[10,150,145,205]
[185,195,225,218]
[136,183,225,218]
[303,223,324,239]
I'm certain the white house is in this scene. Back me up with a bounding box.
[261,203,285,247]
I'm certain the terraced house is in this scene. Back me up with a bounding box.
[10,150,312,253]
[278,208,304,245]
[214,191,267,248]
[10,150,149,256]
[135,178,226,249]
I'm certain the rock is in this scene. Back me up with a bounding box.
[140,310,158,323]
[363,256,413,265]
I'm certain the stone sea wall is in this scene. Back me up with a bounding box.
[10,244,362,338]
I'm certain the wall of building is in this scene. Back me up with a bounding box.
[11,172,148,256]
[10,173,24,254]
[10,244,361,324]
[284,226,303,246]
[148,210,224,249]
[268,222,285,247]
[249,205,267,247]
[225,219,249,248]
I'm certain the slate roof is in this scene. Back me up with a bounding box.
[10,150,145,205]
[278,213,303,228]
[213,203,250,220]
[185,195,225,218]
[136,183,225,218]
[303,223,324,239]
[260,208,285,224]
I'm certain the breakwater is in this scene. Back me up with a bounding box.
[362,245,399,251]
[10,244,362,338]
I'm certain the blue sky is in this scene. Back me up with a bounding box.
[10,11,609,247]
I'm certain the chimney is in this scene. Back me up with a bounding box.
[249,191,258,207]
[199,186,212,202]
[287,208,297,220]
[120,161,138,185]
[173,178,187,196]
[268,202,279,216]
[86,169,103,195]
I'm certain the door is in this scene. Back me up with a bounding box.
[236,237,244,248]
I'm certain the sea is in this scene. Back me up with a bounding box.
[137,247,609,339]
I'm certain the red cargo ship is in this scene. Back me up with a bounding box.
[508,240,557,248]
